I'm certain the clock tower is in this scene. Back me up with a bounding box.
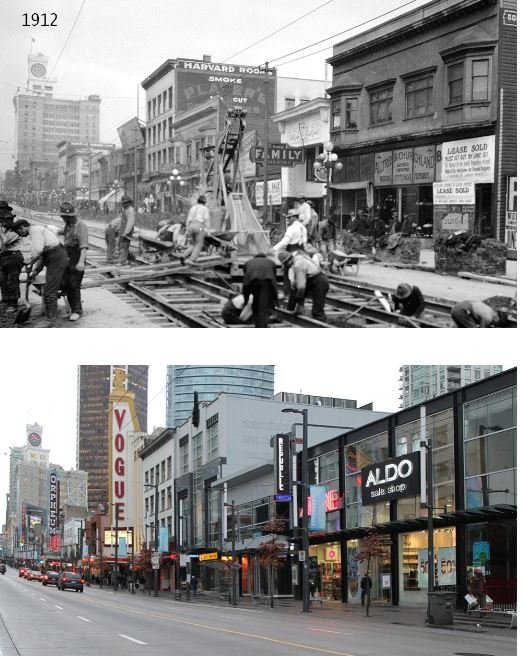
[27,52,56,95]
[26,422,43,448]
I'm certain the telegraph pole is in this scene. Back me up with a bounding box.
[262,61,269,223]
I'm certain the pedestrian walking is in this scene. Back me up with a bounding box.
[273,209,307,253]
[181,195,210,264]
[60,202,88,322]
[105,217,120,263]
[287,248,330,322]
[360,572,372,607]
[467,569,487,610]
[118,195,135,265]
[0,204,24,312]
[11,219,69,328]
[392,283,425,319]
[242,252,279,328]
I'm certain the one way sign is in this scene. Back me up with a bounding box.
[251,143,303,166]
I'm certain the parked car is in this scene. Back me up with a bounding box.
[42,570,59,586]
[27,568,44,582]
[0,562,6,574]
[57,571,84,592]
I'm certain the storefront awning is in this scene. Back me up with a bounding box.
[330,181,372,190]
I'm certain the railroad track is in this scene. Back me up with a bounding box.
[19,208,487,328]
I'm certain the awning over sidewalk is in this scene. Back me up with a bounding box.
[98,188,124,207]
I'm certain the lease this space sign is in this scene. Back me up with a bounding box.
[361,452,420,505]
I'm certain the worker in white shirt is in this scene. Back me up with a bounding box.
[181,195,210,264]
[273,209,307,253]
[287,247,330,322]
[11,219,69,327]
[296,194,312,228]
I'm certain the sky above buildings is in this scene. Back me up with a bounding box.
[0,0,433,172]
[0,330,515,525]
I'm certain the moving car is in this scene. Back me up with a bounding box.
[18,566,28,578]
[27,568,44,582]
[42,570,59,586]
[57,571,84,592]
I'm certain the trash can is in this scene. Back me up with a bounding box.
[427,592,455,625]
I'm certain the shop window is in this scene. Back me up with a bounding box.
[405,75,434,118]
[305,145,319,181]
[331,99,341,131]
[369,86,393,125]
[448,62,464,104]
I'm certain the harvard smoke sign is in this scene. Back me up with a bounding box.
[361,452,421,505]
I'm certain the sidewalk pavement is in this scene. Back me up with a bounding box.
[95,584,515,637]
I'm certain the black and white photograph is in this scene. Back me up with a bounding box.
[0,0,517,328]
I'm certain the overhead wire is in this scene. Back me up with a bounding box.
[222,0,337,62]
[48,0,88,78]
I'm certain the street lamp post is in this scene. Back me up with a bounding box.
[281,408,310,613]
[113,508,119,592]
[144,483,159,597]
[170,168,181,213]
[313,141,343,218]
[112,179,120,213]
[223,501,238,606]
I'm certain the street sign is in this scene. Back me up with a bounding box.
[199,552,218,562]
[298,550,305,562]
[251,143,304,166]
[151,550,160,569]
[274,494,293,502]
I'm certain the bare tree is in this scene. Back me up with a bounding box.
[354,529,389,616]
[257,517,287,609]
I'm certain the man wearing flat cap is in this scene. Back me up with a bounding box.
[60,202,88,321]
[11,219,69,327]
[118,195,135,265]
[0,204,24,312]
[272,208,307,253]
[181,194,210,264]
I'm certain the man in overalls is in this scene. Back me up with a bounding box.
[60,202,88,322]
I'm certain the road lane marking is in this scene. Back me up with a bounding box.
[55,605,63,610]
[119,634,147,645]
[82,598,356,656]
[40,598,47,602]
[308,629,353,635]
[77,616,91,622]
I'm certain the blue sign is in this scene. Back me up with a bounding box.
[274,494,293,502]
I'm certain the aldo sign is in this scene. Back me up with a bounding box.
[361,452,421,506]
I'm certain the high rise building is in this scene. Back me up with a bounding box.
[76,365,148,511]
[13,52,101,184]
[399,365,503,408]
[165,366,274,427]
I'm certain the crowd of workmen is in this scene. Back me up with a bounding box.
[0,194,515,328]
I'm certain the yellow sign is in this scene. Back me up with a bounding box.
[199,552,218,562]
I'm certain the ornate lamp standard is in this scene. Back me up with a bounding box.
[112,179,120,213]
[313,141,343,217]
[169,168,182,213]
[80,186,88,203]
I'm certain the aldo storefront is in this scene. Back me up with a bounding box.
[305,368,516,607]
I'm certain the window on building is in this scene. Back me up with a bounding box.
[305,146,319,182]
[161,460,165,482]
[448,62,464,104]
[331,99,341,131]
[472,59,489,101]
[180,440,189,473]
[207,422,219,461]
[405,75,434,118]
[167,456,172,479]
[163,90,167,111]
[147,101,151,121]
[168,86,173,109]
[155,464,160,485]
[161,489,165,511]
[284,97,295,110]
[167,486,172,509]
[369,86,393,125]
[193,432,203,469]
[152,98,156,117]
[186,143,192,166]
[157,94,162,114]
[345,97,358,129]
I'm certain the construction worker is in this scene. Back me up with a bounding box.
[105,216,120,263]
[181,195,210,264]
[0,204,24,312]
[273,209,307,253]
[60,202,88,322]
[296,193,311,228]
[318,214,337,262]
[451,299,513,328]
[242,252,279,328]
[11,219,69,328]
[287,247,330,322]
[118,195,135,265]
[392,283,425,318]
